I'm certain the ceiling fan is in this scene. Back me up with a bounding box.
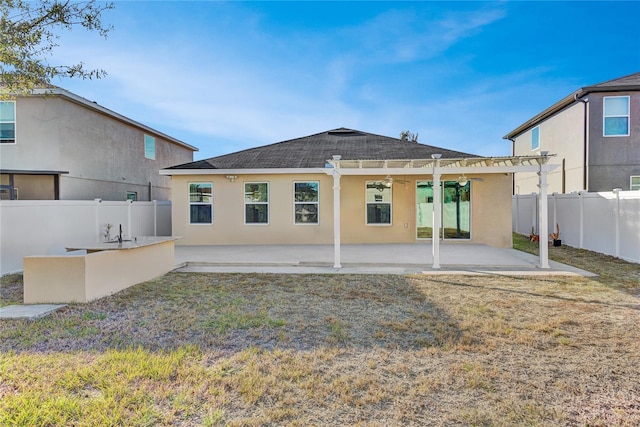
[383,175,410,185]
[456,175,484,186]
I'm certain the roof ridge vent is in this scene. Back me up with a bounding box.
[328,128,362,136]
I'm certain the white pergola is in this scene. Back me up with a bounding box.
[324,154,558,270]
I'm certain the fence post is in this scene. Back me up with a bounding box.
[538,170,550,269]
[613,188,621,258]
[552,192,557,233]
[579,191,584,249]
[95,198,102,242]
[514,194,519,234]
[531,193,537,234]
[153,200,158,237]
[127,199,133,238]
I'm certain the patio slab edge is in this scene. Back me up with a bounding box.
[0,304,67,320]
[174,261,595,276]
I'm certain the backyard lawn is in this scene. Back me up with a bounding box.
[1,236,639,426]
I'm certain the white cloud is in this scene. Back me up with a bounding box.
[51,2,574,161]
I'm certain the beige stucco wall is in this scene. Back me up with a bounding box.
[171,172,513,248]
[469,173,513,248]
[512,102,585,194]
[173,173,335,245]
[23,240,175,304]
[0,96,194,201]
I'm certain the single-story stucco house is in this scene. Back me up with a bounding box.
[161,128,555,268]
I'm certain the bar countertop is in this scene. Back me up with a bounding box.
[66,236,179,252]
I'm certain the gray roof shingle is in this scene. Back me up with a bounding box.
[167,128,478,169]
[584,71,640,90]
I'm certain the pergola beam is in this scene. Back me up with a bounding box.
[322,154,558,271]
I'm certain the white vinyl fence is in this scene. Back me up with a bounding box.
[0,199,171,275]
[513,191,640,264]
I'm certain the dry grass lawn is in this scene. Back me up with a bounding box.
[1,237,639,426]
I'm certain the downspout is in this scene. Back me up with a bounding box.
[574,93,588,191]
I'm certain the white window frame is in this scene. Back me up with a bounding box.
[0,100,16,144]
[144,134,156,159]
[603,96,630,137]
[531,126,540,151]
[631,176,640,191]
[244,182,269,225]
[293,181,319,225]
[189,182,213,225]
[365,180,392,225]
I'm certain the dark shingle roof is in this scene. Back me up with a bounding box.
[167,128,478,170]
[584,71,640,90]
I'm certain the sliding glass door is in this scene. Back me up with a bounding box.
[416,181,471,239]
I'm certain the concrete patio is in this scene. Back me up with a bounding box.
[174,243,594,276]
[1,242,594,320]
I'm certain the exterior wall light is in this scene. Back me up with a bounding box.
[226,175,238,182]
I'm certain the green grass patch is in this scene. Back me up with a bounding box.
[1,270,639,425]
[513,232,640,292]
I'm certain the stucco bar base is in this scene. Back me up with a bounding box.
[23,237,176,304]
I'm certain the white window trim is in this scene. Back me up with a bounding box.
[0,100,17,145]
[631,176,640,191]
[603,96,630,137]
[293,181,320,225]
[244,181,269,225]
[365,181,392,226]
[144,134,156,159]
[189,182,213,225]
[531,126,540,151]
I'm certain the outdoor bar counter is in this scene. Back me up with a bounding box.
[23,237,177,304]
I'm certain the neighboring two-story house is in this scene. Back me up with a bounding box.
[504,72,640,194]
[0,87,197,200]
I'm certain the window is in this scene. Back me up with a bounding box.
[144,134,156,159]
[604,96,630,136]
[366,181,392,224]
[0,101,16,144]
[416,180,471,239]
[245,182,268,224]
[631,176,640,191]
[294,181,319,224]
[126,191,137,201]
[189,182,212,224]
[531,126,540,151]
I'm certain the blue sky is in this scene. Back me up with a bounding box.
[55,1,640,161]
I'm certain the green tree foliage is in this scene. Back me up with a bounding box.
[0,0,114,96]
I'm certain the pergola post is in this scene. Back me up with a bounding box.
[538,166,550,269]
[432,167,442,269]
[332,168,342,269]
[318,154,557,271]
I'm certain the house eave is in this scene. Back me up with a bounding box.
[504,78,640,140]
[503,90,582,140]
[160,168,327,176]
[161,155,556,176]
[26,88,199,153]
[0,169,69,175]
